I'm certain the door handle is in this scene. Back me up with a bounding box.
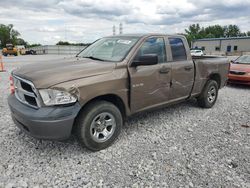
[159,67,170,74]
[184,66,193,71]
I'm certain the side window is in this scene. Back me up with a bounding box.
[215,47,220,51]
[134,37,166,64]
[169,38,187,61]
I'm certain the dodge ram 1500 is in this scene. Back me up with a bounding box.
[8,34,229,151]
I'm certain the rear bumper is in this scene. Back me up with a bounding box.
[8,94,81,140]
[228,74,250,85]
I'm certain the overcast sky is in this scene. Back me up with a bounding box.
[0,0,250,44]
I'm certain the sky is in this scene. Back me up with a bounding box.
[0,0,250,44]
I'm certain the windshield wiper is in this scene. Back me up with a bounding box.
[82,56,105,61]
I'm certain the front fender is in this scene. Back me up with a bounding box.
[50,68,130,115]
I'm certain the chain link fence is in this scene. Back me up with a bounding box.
[28,45,87,55]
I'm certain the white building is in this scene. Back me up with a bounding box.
[192,37,250,55]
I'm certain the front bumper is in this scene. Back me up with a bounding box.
[228,74,250,85]
[8,94,81,140]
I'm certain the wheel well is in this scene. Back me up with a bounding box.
[80,94,126,118]
[209,73,221,88]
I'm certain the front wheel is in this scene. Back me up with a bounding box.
[197,80,218,108]
[75,100,123,151]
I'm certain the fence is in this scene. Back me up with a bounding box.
[28,45,87,55]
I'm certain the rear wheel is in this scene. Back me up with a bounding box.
[197,80,218,108]
[75,100,123,151]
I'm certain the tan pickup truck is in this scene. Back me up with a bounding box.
[8,34,229,151]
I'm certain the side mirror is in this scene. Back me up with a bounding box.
[132,54,158,67]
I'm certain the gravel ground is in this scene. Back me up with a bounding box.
[0,55,249,187]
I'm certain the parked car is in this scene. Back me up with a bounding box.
[25,50,37,55]
[228,55,250,85]
[8,34,229,151]
[190,49,204,56]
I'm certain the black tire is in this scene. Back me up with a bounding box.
[75,100,123,151]
[197,80,218,108]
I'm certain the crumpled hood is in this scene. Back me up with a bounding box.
[230,63,250,73]
[13,57,116,88]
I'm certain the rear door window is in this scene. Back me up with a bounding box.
[169,38,187,61]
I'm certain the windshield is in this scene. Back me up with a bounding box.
[191,50,201,53]
[77,36,140,62]
[234,55,250,64]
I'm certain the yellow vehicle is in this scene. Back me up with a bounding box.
[2,43,18,56]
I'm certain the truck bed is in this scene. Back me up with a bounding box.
[191,56,229,96]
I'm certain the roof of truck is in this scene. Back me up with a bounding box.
[107,33,185,38]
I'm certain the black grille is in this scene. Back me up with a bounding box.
[20,81,33,93]
[24,95,38,106]
[13,75,40,108]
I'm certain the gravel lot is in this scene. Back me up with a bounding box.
[0,55,249,187]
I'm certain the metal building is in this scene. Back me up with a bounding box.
[192,37,250,55]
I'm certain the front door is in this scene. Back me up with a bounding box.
[128,37,172,113]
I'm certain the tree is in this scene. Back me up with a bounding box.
[239,32,247,37]
[56,41,92,46]
[204,25,225,38]
[184,23,245,47]
[16,38,28,46]
[56,41,70,45]
[185,24,201,39]
[224,25,240,37]
[247,31,250,36]
[205,33,216,38]
[0,24,20,48]
[184,24,202,46]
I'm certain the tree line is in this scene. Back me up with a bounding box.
[0,24,90,48]
[184,24,250,46]
[56,41,91,46]
[1,23,250,48]
[0,24,41,48]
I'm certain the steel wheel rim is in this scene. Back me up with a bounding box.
[207,86,216,103]
[90,112,116,143]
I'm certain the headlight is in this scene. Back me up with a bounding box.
[39,89,77,106]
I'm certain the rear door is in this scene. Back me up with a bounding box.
[168,37,194,100]
[128,37,172,113]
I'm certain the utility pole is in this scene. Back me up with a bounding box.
[113,25,116,36]
[119,23,123,34]
[65,25,67,41]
